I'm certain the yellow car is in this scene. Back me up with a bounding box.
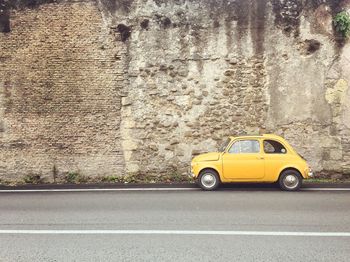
[191,134,313,191]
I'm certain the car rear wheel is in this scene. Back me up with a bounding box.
[278,170,302,191]
[198,170,220,191]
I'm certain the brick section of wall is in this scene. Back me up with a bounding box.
[0,0,125,182]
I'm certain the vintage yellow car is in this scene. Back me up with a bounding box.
[191,134,313,191]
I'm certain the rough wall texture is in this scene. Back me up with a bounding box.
[0,0,125,182]
[0,0,350,182]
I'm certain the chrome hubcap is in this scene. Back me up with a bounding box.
[283,174,299,189]
[201,173,216,188]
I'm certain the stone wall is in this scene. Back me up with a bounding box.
[0,0,350,182]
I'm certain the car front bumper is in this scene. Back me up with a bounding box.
[188,172,195,178]
[189,162,198,178]
[188,166,196,178]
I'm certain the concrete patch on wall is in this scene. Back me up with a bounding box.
[325,79,348,107]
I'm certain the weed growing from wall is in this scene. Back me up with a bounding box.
[333,11,350,38]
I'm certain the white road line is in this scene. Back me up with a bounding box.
[301,188,350,191]
[0,188,200,193]
[0,230,349,237]
[0,188,349,193]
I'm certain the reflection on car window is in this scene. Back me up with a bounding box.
[229,140,260,154]
[263,140,287,154]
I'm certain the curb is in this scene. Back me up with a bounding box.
[0,182,350,191]
[0,183,197,190]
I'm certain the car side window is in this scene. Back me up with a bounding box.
[263,140,287,154]
[228,140,260,154]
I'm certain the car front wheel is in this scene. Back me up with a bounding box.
[278,170,302,191]
[198,170,220,191]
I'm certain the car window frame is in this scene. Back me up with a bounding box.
[227,138,262,154]
[262,139,288,154]
[219,137,232,152]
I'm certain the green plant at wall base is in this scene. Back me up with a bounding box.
[66,172,80,183]
[23,175,41,184]
[101,176,123,183]
[333,11,350,38]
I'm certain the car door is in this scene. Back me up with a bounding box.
[263,139,289,181]
[222,139,265,180]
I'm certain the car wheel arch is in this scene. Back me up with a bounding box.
[199,167,221,182]
[278,167,303,180]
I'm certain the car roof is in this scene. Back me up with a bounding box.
[229,134,284,140]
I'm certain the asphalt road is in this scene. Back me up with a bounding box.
[0,187,350,261]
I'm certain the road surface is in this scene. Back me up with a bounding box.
[0,186,349,261]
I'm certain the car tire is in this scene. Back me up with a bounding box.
[278,170,302,191]
[198,170,220,191]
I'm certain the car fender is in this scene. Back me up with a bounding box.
[194,162,222,179]
[277,164,306,179]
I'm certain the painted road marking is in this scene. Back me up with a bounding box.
[301,188,350,191]
[0,188,200,193]
[0,187,349,193]
[0,230,349,237]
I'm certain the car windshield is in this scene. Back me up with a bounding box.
[218,138,231,152]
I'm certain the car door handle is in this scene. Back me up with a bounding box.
[257,157,264,160]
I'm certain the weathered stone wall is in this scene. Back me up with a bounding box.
[103,0,350,177]
[0,0,125,182]
[1,0,350,182]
